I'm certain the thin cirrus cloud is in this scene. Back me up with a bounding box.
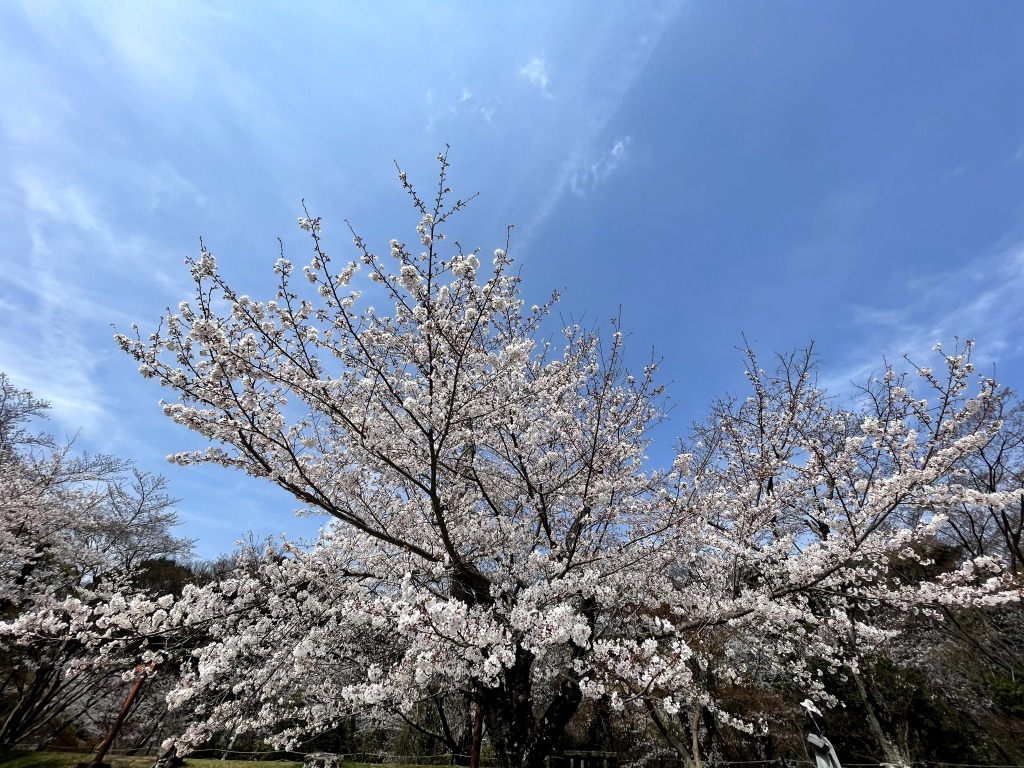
[824,244,1024,392]
[2,173,112,435]
[513,4,681,247]
[1,166,186,441]
[568,137,632,196]
[519,57,553,99]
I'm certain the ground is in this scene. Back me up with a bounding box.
[0,751,303,768]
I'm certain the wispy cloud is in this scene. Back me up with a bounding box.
[519,57,553,98]
[517,2,683,246]
[41,2,236,100]
[0,167,186,440]
[0,51,74,147]
[11,1,269,150]
[1,177,110,435]
[942,164,967,181]
[425,84,501,133]
[568,137,631,196]
[822,243,1024,392]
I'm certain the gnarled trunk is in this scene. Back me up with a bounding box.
[475,647,583,768]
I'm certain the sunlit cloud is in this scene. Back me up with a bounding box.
[0,186,107,435]
[425,84,502,133]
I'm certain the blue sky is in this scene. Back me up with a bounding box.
[2,1,1023,558]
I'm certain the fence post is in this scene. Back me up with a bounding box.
[470,703,483,768]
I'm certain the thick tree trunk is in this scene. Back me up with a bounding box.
[476,647,583,768]
[687,703,703,768]
[453,563,587,768]
[848,664,908,767]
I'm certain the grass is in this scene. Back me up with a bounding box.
[0,750,303,768]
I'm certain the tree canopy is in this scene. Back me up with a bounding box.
[113,154,1022,768]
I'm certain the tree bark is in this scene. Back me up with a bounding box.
[688,703,703,768]
[91,670,148,767]
[476,647,582,768]
[470,703,482,768]
[848,663,908,767]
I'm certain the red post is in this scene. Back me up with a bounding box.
[90,666,150,767]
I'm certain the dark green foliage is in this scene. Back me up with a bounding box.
[813,656,1000,765]
[992,675,1024,719]
[132,558,196,598]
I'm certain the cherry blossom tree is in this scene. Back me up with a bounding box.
[654,342,1024,766]
[0,372,193,746]
[1,373,118,616]
[118,153,1021,768]
[941,388,1024,574]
